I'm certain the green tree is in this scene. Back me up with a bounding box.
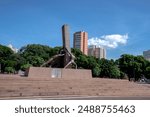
[92,65,101,77]
[9,53,26,71]
[4,67,15,73]
[71,48,83,57]
[21,63,32,71]
[117,54,150,81]
[76,55,88,69]
[3,43,149,80]
[87,56,97,69]
[145,66,150,79]
[109,66,120,78]
[117,54,135,80]
[19,44,58,67]
[0,44,14,73]
[98,58,120,78]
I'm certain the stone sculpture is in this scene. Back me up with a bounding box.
[41,24,77,68]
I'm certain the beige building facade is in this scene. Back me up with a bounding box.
[73,31,88,55]
[88,45,106,59]
[143,50,150,61]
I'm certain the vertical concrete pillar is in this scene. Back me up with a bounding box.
[62,24,71,53]
[62,24,71,67]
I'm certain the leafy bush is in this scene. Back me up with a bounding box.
[4,67,15,73]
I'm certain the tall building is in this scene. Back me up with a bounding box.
[143,50,150,61]
[73,31,88,55]
[88,45,106,59]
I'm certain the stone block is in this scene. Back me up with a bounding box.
[26,67,92,79]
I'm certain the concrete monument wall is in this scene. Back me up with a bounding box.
[27,67,92,79]
[62,69,92,79]
[27,67,51,78]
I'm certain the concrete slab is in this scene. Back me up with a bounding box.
[26,67,92,79]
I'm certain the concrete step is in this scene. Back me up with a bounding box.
[0,74,150,98]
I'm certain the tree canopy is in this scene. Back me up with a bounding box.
[0,44,14,73]
[117,54,150,81]
[0,44,150,80]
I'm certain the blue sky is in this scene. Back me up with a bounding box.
[0,0,150,59]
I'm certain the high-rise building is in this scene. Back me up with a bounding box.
[143,50,150,61]
[88,45,106,59]
[73,31,88,55]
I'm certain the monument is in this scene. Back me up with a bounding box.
[41,24,77,68]
[26,24,92,79]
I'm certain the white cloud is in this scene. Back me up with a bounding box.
[8,44,18,53]
[88,34,128,48]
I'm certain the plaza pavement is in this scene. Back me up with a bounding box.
[0,74,150,100]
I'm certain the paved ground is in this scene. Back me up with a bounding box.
[0,74,150,100]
